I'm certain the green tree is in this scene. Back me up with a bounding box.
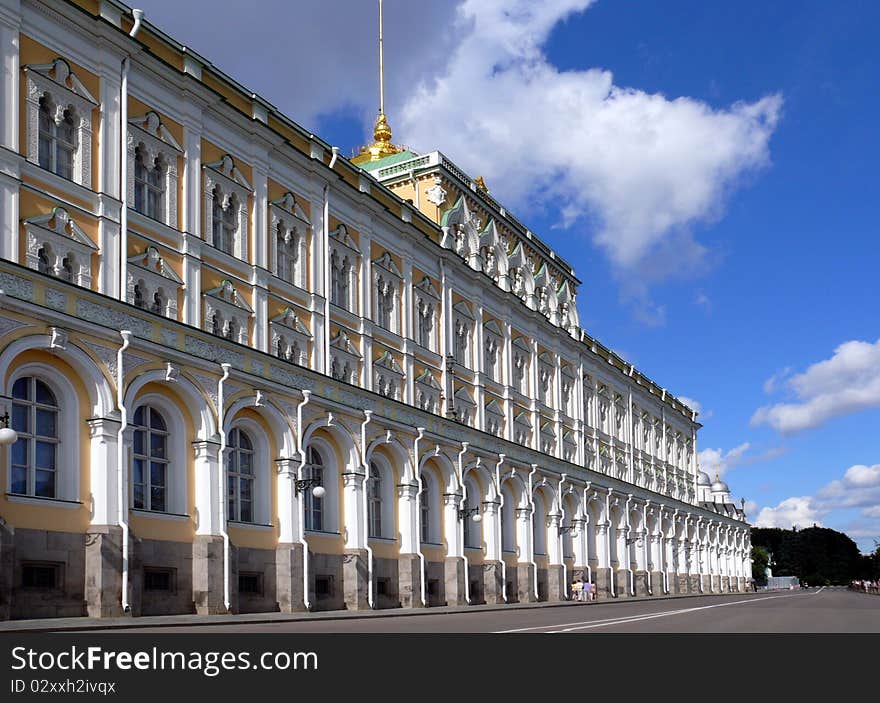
[751,545,770,586]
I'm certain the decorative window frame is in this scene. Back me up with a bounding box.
[329,224,360,312]
[203,280,253,345]
[413,276,439,351]
[513,411,532,446]
[540,421,557,455]
[128,112,182,227]
[126,246,182,319]
[270,192,310,289]
[372,251,402,334]
[452,301,475,368]
[534,264,559,324]
[24,207,98,287]
[204,155,252,260]
[329,329,361,385]
[485,399,504,436]
[511,336,530,395]
[483,319,502,383]
[454,387,476,427]
[560,365,576,417]
[227,417,271,525]
[130,393,187,515]
[508,242,537,310]
[373,351,404,400]
[270,307,311,366]
[537,352,554,407]
[562,430,577,463]
[24,59,97,187]
[414,369,441,414]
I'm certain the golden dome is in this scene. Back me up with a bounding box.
[352,112,403,165]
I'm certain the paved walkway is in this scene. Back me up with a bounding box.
[0,589,760,632]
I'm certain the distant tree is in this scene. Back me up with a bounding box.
[752,545,770,586]
[751,526,866,585]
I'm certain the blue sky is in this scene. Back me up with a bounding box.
[135,0,879,550]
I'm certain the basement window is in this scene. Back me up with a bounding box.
[238,572,263,596]
[144,568,175,592]
[315,575,334,600]
[22,563,60,589]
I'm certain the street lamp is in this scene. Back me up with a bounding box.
[0,411,17,446]
[458,506,482,523]
[295,477,325,499]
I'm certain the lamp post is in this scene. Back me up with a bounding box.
[0,411,17,446]
[295,477,325,499]
[458,506,482,523]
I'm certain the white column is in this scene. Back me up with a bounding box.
[515,507,533,563]
[182,235,202,328]
[276,458,302,543]
[342,471,366,550]
[529,337,539,451]
[0,4,19,264]
[546,512,561,565]
[573,516,587,569]
[483,499,501,562]
[397,481,419,554]
[595,522,610,569]
[474,306,485,431]
[444,493,463,558]
[193,440,221,535]
[181,119,203,328]
[402,257,414,404]
[502,321,513,441]
[88,418,120,525]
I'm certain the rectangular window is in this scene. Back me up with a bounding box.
[376,578,390,597]
[238,572,263,596]
[144,568,174,592]
[22,563,60,589]
[314,575,334,600]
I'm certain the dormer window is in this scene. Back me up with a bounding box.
[25,58,97,188]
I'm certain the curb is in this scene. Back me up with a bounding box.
[0,590,767,633]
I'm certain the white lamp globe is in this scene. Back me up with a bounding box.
[311,485,326,499]
[472,513,482,523]
[0,427,17,446]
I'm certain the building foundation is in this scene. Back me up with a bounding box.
[482,561,504,604]
[192,535,226,615]
[343,549,370,610]
[398,554,424,608]
[444,557,466,606]
[84,525,125,618]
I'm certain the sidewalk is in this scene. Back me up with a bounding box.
[0,590,760,633]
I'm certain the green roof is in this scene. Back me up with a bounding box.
[358,150,420,172]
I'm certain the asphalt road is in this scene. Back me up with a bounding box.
[98,587,880,633]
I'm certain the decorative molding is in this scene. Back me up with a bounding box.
[76,300,152,338]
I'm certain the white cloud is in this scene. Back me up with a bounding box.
[752,339,880,434]
[698,442,751,477]
[753,463,880,546]
[754,497,824,529]
[743,500,759,517]
[398,0,782,308]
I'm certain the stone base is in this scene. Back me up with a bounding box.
[85,525,125,618]
[689,574,701,593]
[634,570,649,597]
[516,562,536,603]
[482,561,505,604]
[677,574,689,594]
[721,575,730,592]
[275,543,305,612]
[444,557,467,606]
[398,554,424,608]
[546,564,566,602]
[595,568,614,599]
[650,571,665,595]
[0,521,14,621]
[343,549,370,610]
[193,535,226,615]
[700,574,711,593]
[615,569,631,598]
[712,575,721,592]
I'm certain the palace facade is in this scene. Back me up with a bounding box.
[0,0,751,620]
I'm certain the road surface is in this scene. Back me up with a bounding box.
[92,587,879,633]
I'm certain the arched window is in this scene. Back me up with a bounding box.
[226,427,255,523]
[419,479,431,544]
[276,221,298,284]
[37,245,52,275]
[212,188,237,255]
[133,282,146,309]
[132,405,169,512]
[304,445,324,531]
[38,95,76,180]
[151,289,165,315]
[224,317,239,342]
[60,254,75,283]
[330,251,350,309]
[10,377,59,498]
[368,462,383,538]
[134,146,164,220]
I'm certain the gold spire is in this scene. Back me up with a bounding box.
[352,0,403,165]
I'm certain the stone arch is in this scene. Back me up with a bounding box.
[125,369,217,441]
[224,395,296,458]
[0,333,115,417]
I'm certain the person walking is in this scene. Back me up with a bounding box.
[583,580,593,602]
[571,579,581,602]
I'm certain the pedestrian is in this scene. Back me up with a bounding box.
[583,580,593,602]
[571,579,581,601]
